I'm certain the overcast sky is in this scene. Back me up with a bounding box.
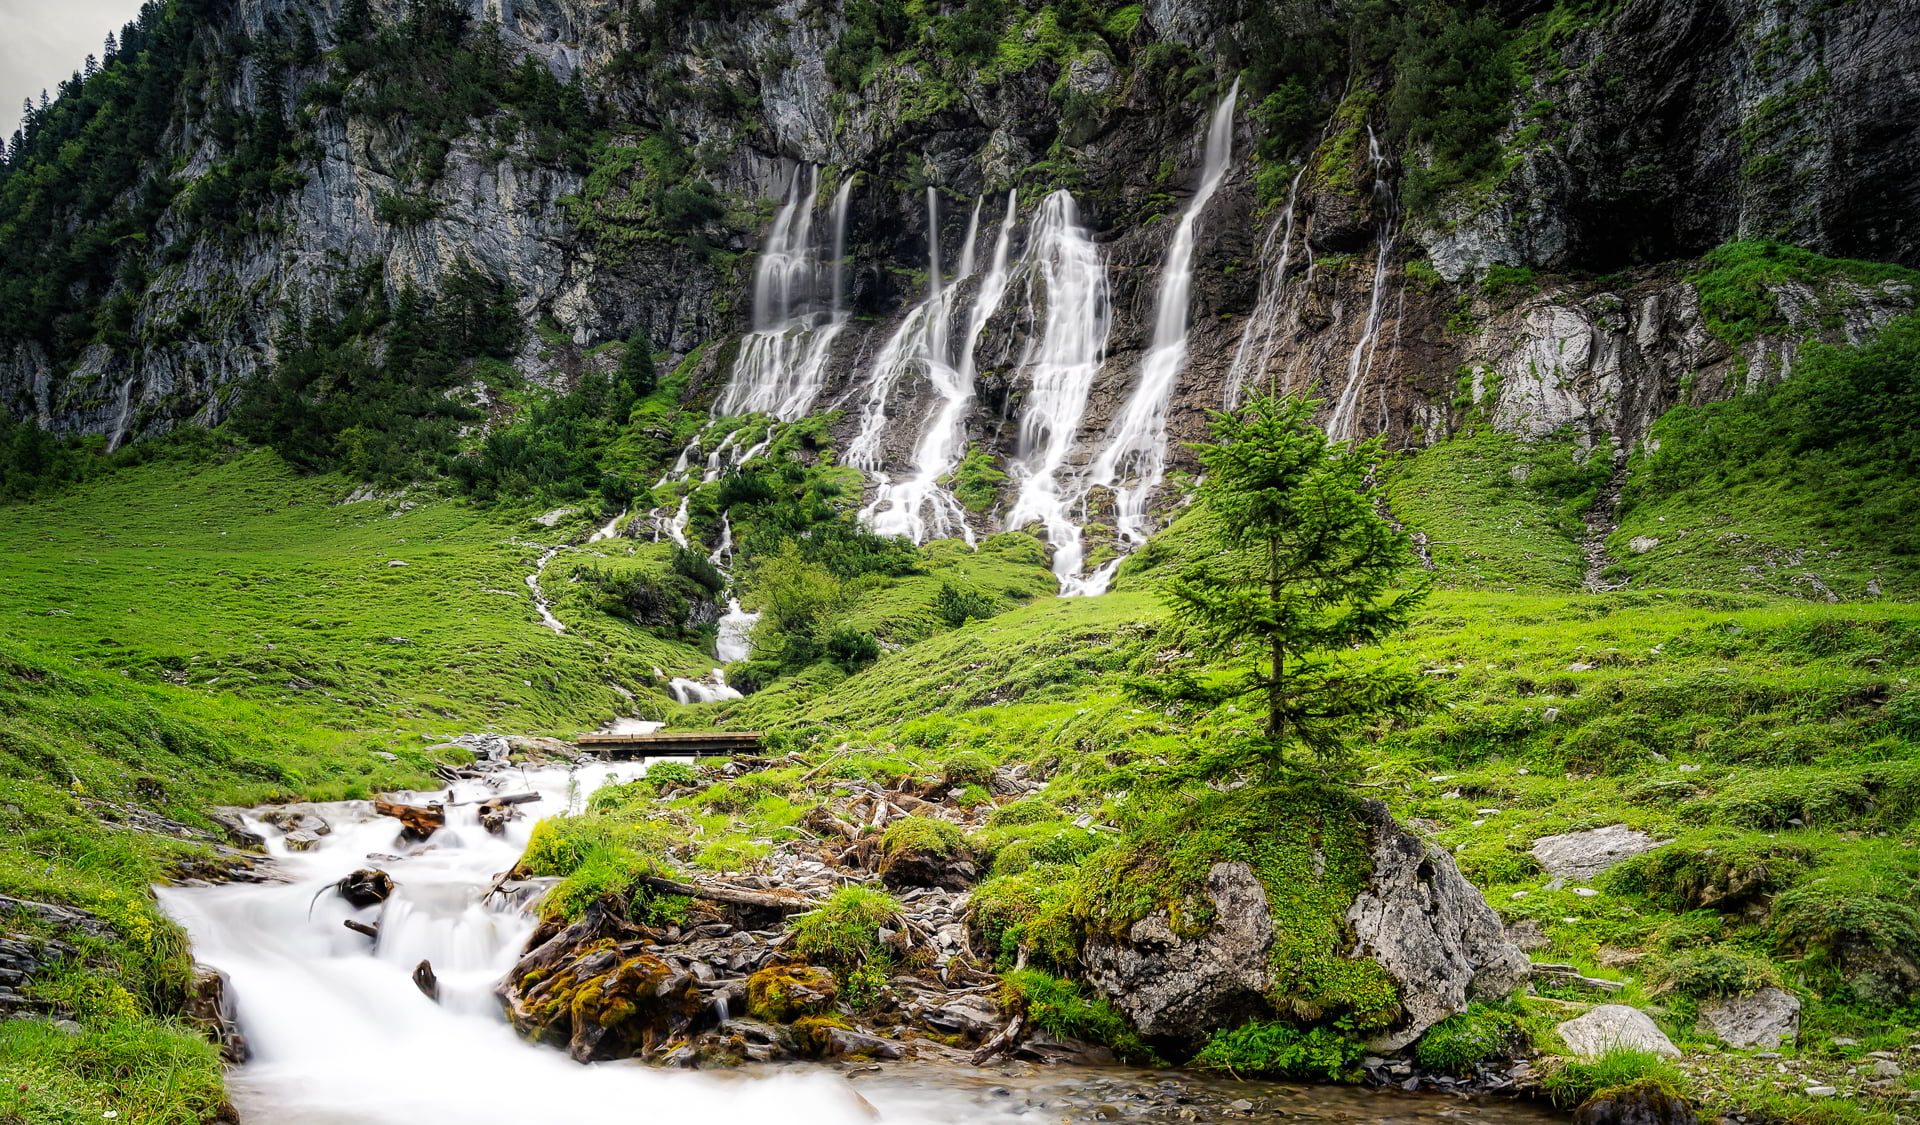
[1,0,149,142]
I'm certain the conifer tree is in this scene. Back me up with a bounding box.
[105,31,119,58]
[1145,394,1431,774]
[617,327,657,396]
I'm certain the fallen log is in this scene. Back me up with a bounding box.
[636,874,820,913]
[373,800,446,840]
[343,919,380,940]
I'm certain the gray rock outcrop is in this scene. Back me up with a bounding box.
[1532,825,1667,882]
[1697,986,1801,1048]
[1348,803,1532,1049]
[1557,1004,1683,1058]
[1082,861,1274,1040]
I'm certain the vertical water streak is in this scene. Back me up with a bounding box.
[864,193,1020,545]
[1325,127,1398,441]
[717,168,854,420]
[846,189,959,472]
[1074,82,1239,595]
[1225,166,1306,407]
[1004,191,1111,588]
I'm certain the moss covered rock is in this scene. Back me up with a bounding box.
[877,815,978,891]
[746,964,839,1022]
[501,909,701,1062]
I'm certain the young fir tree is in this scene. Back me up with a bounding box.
[1148,394,1431,775]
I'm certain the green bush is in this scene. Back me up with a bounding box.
[1647,945,1781,999]
[1414,1003,1523,1074]
[1543,1049,1690,1109]
[935,581,998,628]
[997,969,1154,1062]
[788,887,903,973]
[1193,1021,1367,1081]
[988,796,1062,827]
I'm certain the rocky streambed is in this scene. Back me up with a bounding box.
[145,737,1589,1124]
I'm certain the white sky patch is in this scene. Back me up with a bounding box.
[0,0,149,141]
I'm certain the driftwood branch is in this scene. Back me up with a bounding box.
[636,874,820,913]
[343,919,380,940]
[374,800,446,838]
[970,1013,1026,1065]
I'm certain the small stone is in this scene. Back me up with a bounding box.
[1557,1005,1682,1059]
[1804,1086,1837,1098]
[53,1018,82,1035]
[1511,891,1529,900]
[1832,1037,1860,1047]
[1228,1100,1254,1114]
[1567,662,1595,673]
[1574,888,1600,898]
[1871,1060,1903,1079]
[1093,1106,1122,1120]
[387,560,408,567]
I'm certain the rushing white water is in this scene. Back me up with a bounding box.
[157,763,902,1124]
[655,496,692,548]
[525,547,567,633]
[707,512,735,566]
[846,190,970,473]
[1074,82,1239,596]
[717,168,855,421]
[863,194,1020,546]
[1004,191,1111,589]
[587,508,628,544]
[715,598,761,664]
[1225,166,1307,407]
[668,671,743,704]
[1325,127,1399,441]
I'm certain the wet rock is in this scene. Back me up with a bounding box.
[1557,1005,1682,1059]
[506,940,702,1063]
[1697,986,1800,1049]
[336,869,395,910]
[1531,825,1666,881]
[259,806,331,839]
[413,960,439,1002]
[282,829,325,852]
[184,964,249,1063]
[1573,1080,1698,1125]
[206,808,266,849]
[1348,801,1531,1049]
[1083,860,1273,1039]
[804,1022,905,1060]
[745,963,838,1021]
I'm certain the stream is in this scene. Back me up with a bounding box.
[159,760,1565,1125]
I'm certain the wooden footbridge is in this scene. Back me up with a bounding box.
[575,730,764,759]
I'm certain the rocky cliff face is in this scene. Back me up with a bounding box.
[3,0,1916,528]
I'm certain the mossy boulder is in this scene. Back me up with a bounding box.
[501,908,701,1062]
[746,963,839,1022]
[878,815,978,891]
[1078,788,1525,1050]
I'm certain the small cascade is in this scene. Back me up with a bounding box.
[1225,167,1307,407]
[654,496,691,548]
[863,193,1020,545]
[668,671,743,705]
[525,546,566,633]
[715,168,854,421]
[1074,82,1239,595]
[845,191,974,473]
[1325,127,1399,441]
[715,598,761,664]
[707,512,735,566]
[1004,191,1111,589]
[587,509,628,544]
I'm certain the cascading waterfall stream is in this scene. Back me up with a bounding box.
[863,193,1020,546]
[717,168,855,422]
[1225,167,1306,407]
[1072,82,1239,596]
[1004,191,1111,589]
[1325,126,1399,441]
[846,191,971,473]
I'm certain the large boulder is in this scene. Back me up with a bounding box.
[1557,1005,1682,1059]
[1697,987,1800,1049]
[1531,826,1665,882]
[1083,861,1275,1039]
[1082,800,1526,1048]
[1573,1081,1699,1125]
[500,908,702,1062]
[1347,802,1532,1049]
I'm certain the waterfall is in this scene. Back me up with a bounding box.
[1073,82,1239,595]
[714,598,760,663]
[715,168,854,421]
[1325,127,1399,441]
[1004,191,1111,589]
[1225,166,1306,407]
[845,191,974,473]
[863,193,1020,546]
